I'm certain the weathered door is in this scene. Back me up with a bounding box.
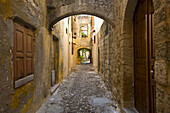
[134,0,155,112]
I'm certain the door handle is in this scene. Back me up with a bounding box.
[150,70,154,79]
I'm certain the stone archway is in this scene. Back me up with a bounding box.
[121,0,138,109]
[47,0,115,28]
[77,47,91,51]
[76,47,92,64]
[46,0,136,110]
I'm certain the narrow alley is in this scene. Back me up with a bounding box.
[1,0,170,113]
[37,65,117,113]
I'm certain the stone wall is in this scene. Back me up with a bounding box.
[97,21,123,111]
[112,0,135,110]
[52,17,73,80]
[153,0,170,112]
[52,21,64,82]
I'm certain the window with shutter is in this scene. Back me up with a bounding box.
[14,23,34,88]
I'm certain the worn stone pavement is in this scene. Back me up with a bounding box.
[36,65,118,113]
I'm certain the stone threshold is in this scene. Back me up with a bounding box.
[51,84,60,94]
[123,108,139,113]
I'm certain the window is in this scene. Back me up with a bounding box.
[66,28,68,34]
[72,42,74,55]
[105,23,108,35]
[94,36,96,43]
[80,25,88,38]
[14,23,34,88]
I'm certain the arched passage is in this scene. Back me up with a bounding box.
[47,0,128,110]
[77,48,91,64]
[47,0,115,28]
[47,0,136,111]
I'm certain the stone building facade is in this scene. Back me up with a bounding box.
[52,16,73,84]
[73,15,94,64]
[0,0,169,113]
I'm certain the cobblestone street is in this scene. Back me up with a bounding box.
[37,65,118,113]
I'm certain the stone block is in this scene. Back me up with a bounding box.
[155,61,168,85]
[153,0,161,10]
[120,36,132,47]
[155,41,170,61]
[167,90,170,113]
[155,43,166,60]
[156,84,165,113]
[154,23,168,43]
[120,46,133,65]
[154,7,166,26]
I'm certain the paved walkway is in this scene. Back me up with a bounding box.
[37,65,118,113]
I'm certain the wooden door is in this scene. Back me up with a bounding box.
[134,0,155,112]
[134,0,147,112]
[148,0,156,112]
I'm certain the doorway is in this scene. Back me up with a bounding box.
[51,36,59,86]
[98,48,100,72]
[133,0,155,112]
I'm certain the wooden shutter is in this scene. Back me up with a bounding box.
[25,28,34,76]
[14,23,25,80]
[14,23,34,81]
